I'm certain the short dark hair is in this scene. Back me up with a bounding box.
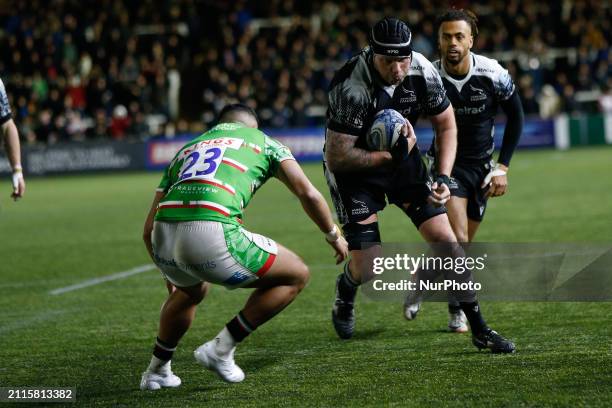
[436,9,479,37]
[217,103,259,126]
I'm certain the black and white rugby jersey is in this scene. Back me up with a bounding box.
[326,47,450,146]
[433,53,515,162]
[0,78,12,125]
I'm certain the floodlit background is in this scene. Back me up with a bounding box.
[0,1,610,406]
[0,0,610,148]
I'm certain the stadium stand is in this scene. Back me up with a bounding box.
[0,0,609,143]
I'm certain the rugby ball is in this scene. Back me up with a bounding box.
[366,109,406,151]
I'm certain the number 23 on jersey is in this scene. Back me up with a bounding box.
[177,137,243,181]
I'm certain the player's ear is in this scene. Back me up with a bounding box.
[469,35,474,49]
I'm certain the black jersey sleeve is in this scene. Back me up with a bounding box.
[327,81,370,136]
[0,79,13,125]
[493,61,515,101]
[422,62,451,116]
[498,91,524,166]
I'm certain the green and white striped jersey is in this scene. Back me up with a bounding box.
[155,123,294,225]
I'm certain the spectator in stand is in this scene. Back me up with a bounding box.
[109,105,130,140]
[0,0,609,142]
[597,82,612,114]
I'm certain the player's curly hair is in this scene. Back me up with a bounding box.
[436,9,479,37]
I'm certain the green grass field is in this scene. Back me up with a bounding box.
[1,147,611,407]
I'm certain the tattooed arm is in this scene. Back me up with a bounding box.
[324,129,392,173]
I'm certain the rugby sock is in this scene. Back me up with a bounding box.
[147,356,171,374]
[148,337,177,372]
[152,337,177,361]
[459,301,489,335]
[214,327,238,358]
[338,262,359,301]
[343,262,360,286]
[218,311,256,358]
[448,300,462,314]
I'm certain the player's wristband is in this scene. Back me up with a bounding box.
[494,163,507,172]
[482,164,507,187]
[325,224,340,243]
[12,169,24,190]
[12,165,22,173]
[435,174,451,187]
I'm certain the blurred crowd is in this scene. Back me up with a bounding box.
[0,0,610,144]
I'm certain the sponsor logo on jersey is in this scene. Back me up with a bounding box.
[469,84,487,101]
[399,89,417,103]
[252,233,278,254]
[475,67,495,74]
[153,254,178,268]
[351,197,370,216]
[455,104,486,115]
[224,270,254,286]
[181,138,242,159]
[189,260,217,270]
[184,178,236,195]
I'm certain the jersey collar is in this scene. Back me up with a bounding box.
[212,122,246,131]
[440,52,475,93]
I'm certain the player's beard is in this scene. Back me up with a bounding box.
[389,74,404,85]
[445,48,466,66]
[379,70,404,86]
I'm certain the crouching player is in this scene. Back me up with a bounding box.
[140,104,348,390]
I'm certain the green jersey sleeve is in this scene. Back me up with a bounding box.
[157,166,171,192]
[156,144,192,192]
[264,136,295,177]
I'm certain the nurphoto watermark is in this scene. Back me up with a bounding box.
[360,243,612,302]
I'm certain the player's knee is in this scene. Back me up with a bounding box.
[294,262,310,292]
[428,227,457,243]
[191,282,210,304]
[342,221,381,251]
[350,257,369,280]
[180,281,209,304]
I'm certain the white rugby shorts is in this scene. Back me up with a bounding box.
[152,221,278,288]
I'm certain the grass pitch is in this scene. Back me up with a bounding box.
[1,147,611,407]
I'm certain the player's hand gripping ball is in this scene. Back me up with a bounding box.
[366,109,407,151]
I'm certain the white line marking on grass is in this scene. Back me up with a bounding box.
[0,279,67,289]
[49,264,156,295]
[0,309,68,335]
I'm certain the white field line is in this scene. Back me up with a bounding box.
[0,309,68,335]
[49,264,156,295]
[0,278,68,289]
